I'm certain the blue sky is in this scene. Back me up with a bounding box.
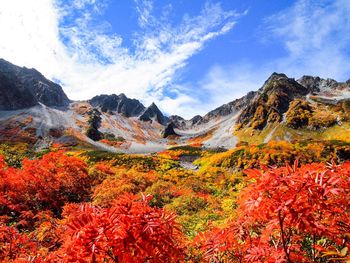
[0,0,349,118]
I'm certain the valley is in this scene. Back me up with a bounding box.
[0,58,349,262]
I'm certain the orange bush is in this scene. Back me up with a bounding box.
[50,194,185,262]
[196,161,350,262]
[0,151,91,226]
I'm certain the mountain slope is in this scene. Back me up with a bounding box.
[0,58,349,153]
[236,73,308,130]
[0,59,69,110]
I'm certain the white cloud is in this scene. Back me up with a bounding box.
[265,0,350,80]
[169,0,350,119]
[0,0,241,115]
[2,0,345,120]
[158,64,270,119]
[134,0,153,28]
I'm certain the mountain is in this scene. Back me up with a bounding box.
[0,59,69,110]
[169,115,186,129]
[0,58,349,153]
[89,93,145,117]
[236,73,309,130]
[139,102,168,125]
[298,75,339,93]
[202,91,256,124]
[162,122,179,138]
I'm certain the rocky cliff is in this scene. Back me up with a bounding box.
[0,58,69,110]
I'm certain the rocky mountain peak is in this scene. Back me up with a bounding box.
[297,75,341,94]
[169,115,186,129]
[0,58,70,110]
[237,73,309,130]
[297,75,322,93]
[149,102,158,109]
[264,72,288,83]
[139,102,168,125]
[89,93,145,117]
[260,72,306,95]
[118,93,127,99]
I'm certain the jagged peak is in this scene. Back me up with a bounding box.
[118,93,127,99]
[89,93,145,116]
[259,72,289,93]
[169,115,185,121]
[270,72,288,78]
[139,102,167,125]
[298,75,338,84]
[0,58,70,110]
[264,72,288,84]
[143,102,163,115]
[258,72,308,95]
[149,102,158,109]
[190,115,203,125]
[298,75,321,80]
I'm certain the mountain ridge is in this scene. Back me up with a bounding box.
[0,58,70,110]
[0,58,349,153]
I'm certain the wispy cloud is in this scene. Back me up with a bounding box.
[265,0,350,80]
[134,0,154,28]
[2,0,345,119]
[0,0,241,115]
[159,64,270,118]
[171,0,350,119]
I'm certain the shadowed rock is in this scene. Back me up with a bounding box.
[139,103,168,125]
[89,93,145,117]
[0,58,70,110]
[162,122,179,138]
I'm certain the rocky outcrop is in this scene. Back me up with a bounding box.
[190,115,203,126]
[86,109,102,141]
[297,75,339,93]
[285,99,313,129]
[89,93,145,117]
[0,58,70,110]
[237,73,309,130]
[169,115,186,129]
[139,103,168,125]
[162,122,179,138]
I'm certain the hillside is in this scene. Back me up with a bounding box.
[0,58,350,262]
[0,59,349,153]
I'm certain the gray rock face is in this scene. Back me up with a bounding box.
[190,115,203,126]
[298,76,350,94]
[0,58,70,110]
[201,91,257,123]
[297,76,323,93]
[139,103,168,125]
[162,122,179,138]
[169,115,186,129]
[297,75,339,93]
[89,93,145,117]
[86,109,102,141]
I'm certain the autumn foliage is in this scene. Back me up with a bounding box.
[196,161,350,262]
[0,151,91,227]
[50,194,184,262]
[0,146,349,262]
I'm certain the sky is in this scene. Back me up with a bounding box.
[0,0,349,119]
